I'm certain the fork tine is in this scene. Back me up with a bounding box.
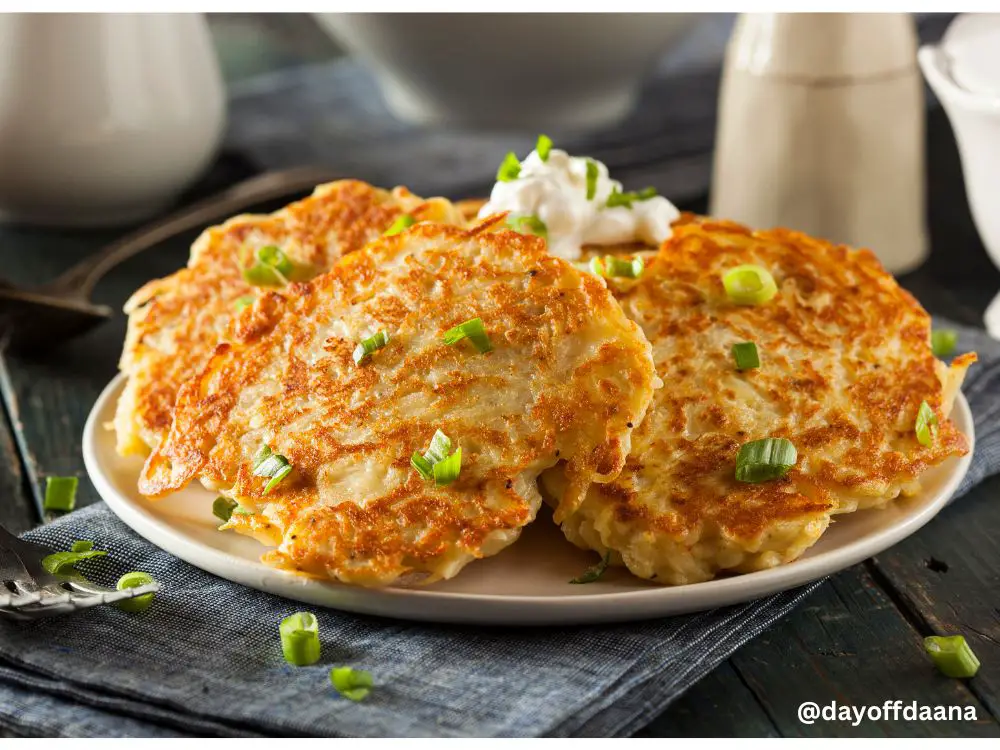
[6,590,43,608]
[0,582,161,619]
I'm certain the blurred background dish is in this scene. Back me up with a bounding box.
[0,13,225,227]
[312,13,701,129]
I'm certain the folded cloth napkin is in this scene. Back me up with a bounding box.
[0,320,997,738]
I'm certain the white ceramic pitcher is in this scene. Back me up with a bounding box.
[919,14,1000,339]
[0,13,226,227]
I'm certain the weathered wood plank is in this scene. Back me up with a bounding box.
[729,565,998,737]
[0,381,34,534]
[640,661,780,737]
[868,474,1000,725]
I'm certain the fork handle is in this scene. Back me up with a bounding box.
[52,166,343,298]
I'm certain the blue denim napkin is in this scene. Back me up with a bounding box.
[0,321,996,738]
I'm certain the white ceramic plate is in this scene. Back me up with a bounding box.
[84,374,974,625]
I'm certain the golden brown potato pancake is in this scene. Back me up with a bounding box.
[139,219,659,586]
[542,217,975,585]
[115,180,463,457]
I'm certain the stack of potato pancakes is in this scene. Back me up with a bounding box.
[117,180,975,588]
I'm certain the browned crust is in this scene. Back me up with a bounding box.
[116,180,464,456]
[554,216,975,581]
[138,221,657,585]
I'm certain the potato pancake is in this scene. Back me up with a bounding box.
[115,180,464,457]
[542,218,975,585]
[139,219,659,586]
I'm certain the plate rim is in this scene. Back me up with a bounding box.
[84,373,974,625]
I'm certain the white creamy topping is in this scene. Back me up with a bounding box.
[479,147,680,261]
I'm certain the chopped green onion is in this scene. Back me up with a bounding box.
[569,551,611,584]
[411,453,433,480]
[432,448,462,486]
[735,438,797,483]
[243,245,295,287]
[411,430,462,486]
[924,635,980,678]
[507,214,548,240]
[252,445,293,494]
[213,496,238,523]
[722,265,778,305]
[424,430,453,464]
[280,611,321,666]
[353,330,390,365]
[915,400,939,447]
[585,159,599,200]
[233,295,256,312]
[732,342,760,371]
[41,548,107,575]
[383,214,416,237]
[496,152,521,182]
[330,666,373,701]
[443,317,493,353]
[589,255,644,279]
[536,134,553,162]
[264,465,293,494]
[43,476,78,512]
[606,186,658,209]
[115,571,156,613]
[70,540,93,553]
[931,329,958,358]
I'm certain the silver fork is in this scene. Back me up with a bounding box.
[0,525,160,620]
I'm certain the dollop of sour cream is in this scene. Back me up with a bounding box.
[479,146,680,261]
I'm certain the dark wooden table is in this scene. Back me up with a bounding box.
[1,15,998,738]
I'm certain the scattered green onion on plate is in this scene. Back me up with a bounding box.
[722,265,778,305]
[243,245,295,287]
[43,476,78,512]
[280,611,321,666]
[383,214,416,237]
[915,400,939,447]
[330,666,373,701]
[115,571,157,613]
[585,159,599,200]
[507,214,548,240]
[536,134,553,162]
[233,295,256,313]
[496,152,521,182]
[443,317,493,353]
[590,255,644,279]
[252,445,293,494]
[213,496,238,523]
[924,635,980,678]
[606,186,657,209]
[411,429,463,486]
[931,329,958,358]
[353,330,390,365]
[735,438,797,483]
[732,342,760,371]
[569,551,611,584]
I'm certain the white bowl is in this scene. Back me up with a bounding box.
[314,13,701,130]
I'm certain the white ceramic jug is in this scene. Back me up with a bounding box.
[920,14,1000,339]
[0,13,226,227]
[712,13,927,274]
